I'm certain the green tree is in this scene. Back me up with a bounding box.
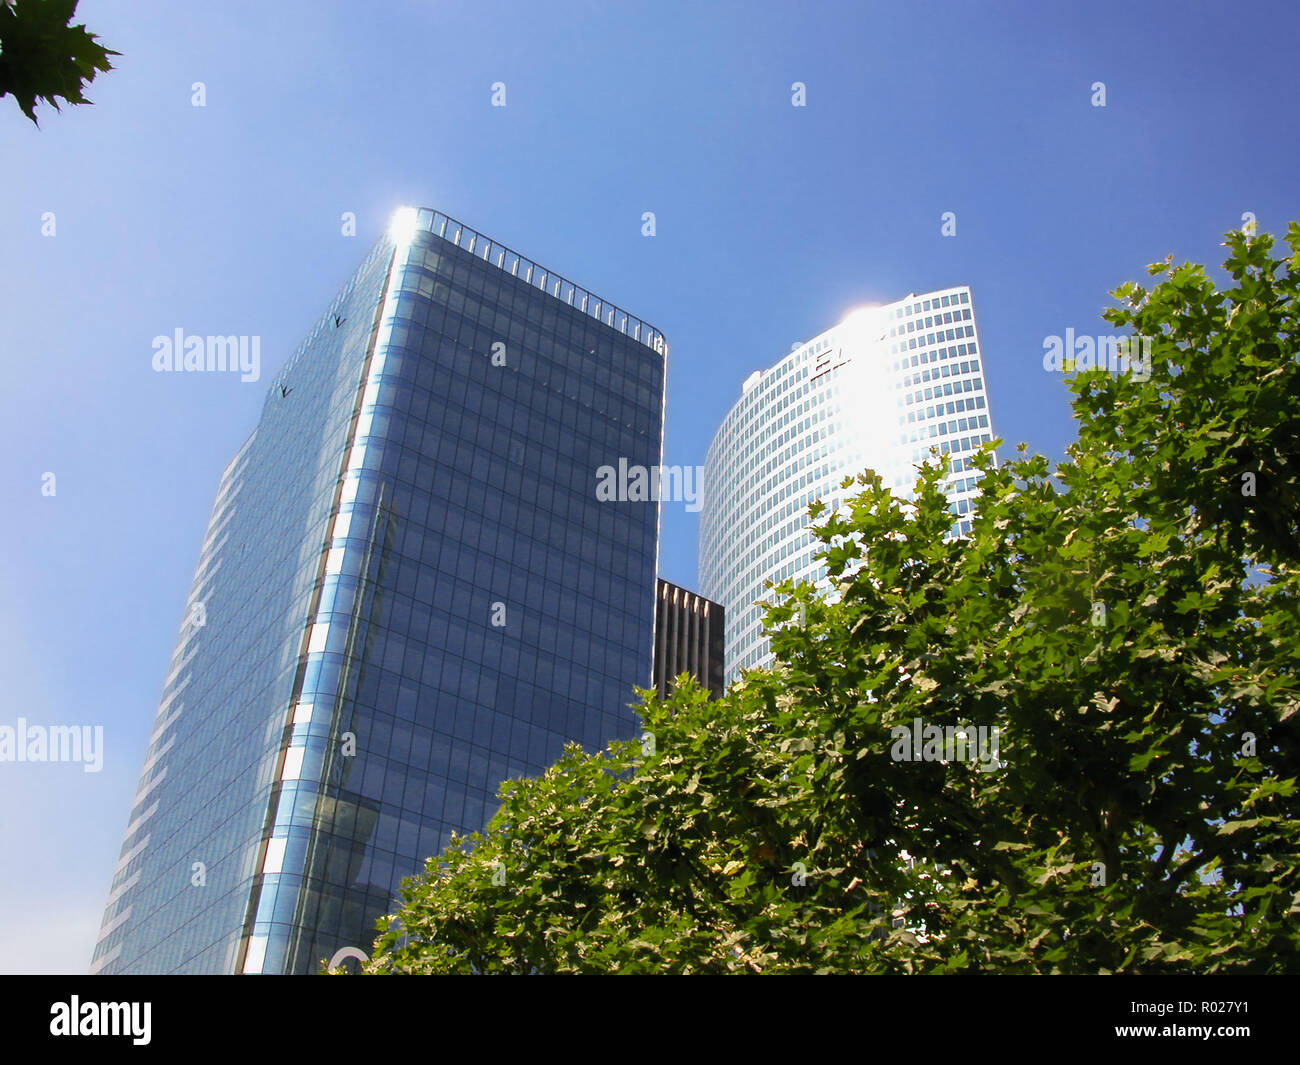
[359,224,1300,974]
[0,0,117,125]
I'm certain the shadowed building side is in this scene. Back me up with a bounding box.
[652,578,725,699]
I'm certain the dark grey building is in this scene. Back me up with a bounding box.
[653,578,725,699]
[92,207,666,974]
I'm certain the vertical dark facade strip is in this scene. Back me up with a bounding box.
[651,578,725,699]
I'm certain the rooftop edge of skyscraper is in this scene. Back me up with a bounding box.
[727,287,972,410]
[398,206,667,354]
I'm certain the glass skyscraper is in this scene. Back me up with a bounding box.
[700,287,995,680]
[91,208,666,974]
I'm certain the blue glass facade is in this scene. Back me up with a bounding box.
[92,210,665,974]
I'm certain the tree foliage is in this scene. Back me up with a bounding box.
[0,0,117,125]
[360,224,1300,974]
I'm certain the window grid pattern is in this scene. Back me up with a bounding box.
[701,288,998,681]
[93,237,396,974]
[96,216,665,974]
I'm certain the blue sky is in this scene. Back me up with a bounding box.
[1,0,1295,973]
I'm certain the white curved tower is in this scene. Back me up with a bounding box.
[700,286,995,681]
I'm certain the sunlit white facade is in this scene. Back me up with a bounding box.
[700,286,995,681]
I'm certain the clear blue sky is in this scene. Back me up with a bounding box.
[2,0,1296,974]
